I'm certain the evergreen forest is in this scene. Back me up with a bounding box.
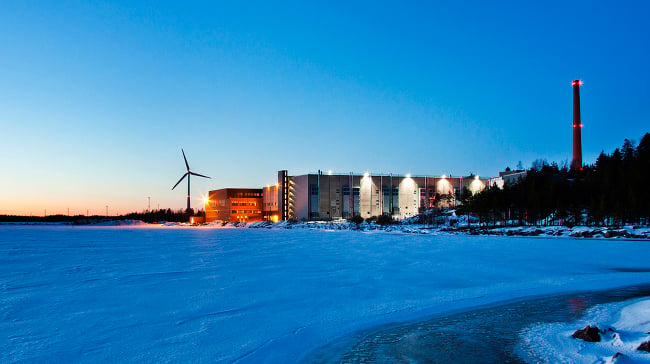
[459,133,650,227]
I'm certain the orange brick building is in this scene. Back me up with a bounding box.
[205,188,263,223]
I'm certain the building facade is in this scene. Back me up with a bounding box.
[277,170,489,221]
[499,169,527,186]
[262,184,280,222]
[205,188,263,223]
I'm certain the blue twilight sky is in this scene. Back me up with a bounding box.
[1,1,649,215]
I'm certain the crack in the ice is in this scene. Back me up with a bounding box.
[231,326,308,363]
[175,307,251,326]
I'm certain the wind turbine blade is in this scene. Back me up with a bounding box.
[182,149,190,171]
[190,172,211,179]
[172,173,189,190]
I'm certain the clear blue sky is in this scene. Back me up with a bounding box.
[1,0,648,215]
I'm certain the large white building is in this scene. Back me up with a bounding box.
[277,170,490,221]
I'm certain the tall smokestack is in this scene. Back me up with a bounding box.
[571,80,583,170]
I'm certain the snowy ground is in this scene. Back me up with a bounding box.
[2,225,650,363]
[204,218,650,239]
[519,298,650,363]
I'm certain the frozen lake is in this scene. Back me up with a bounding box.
[2,225,650,362]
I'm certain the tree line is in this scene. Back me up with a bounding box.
[123,208,204,223]
[0,208,204,224]
[459,133,650,227]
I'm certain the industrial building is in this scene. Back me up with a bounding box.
[205,171,492,223]
[499,169,527,186]
[205,188,263,223]
[201,80,582,224]
[262,184,280,222]
[277,170,490,221]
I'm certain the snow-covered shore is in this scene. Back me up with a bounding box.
[5,217,650,239]
[519,297,650,363]
[190,218,650,239]
[472,225,650,239]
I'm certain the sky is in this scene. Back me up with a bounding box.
[1,0,649,215]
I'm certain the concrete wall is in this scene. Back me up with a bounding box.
[262,185,280,222]
[316,174,349,220]
[285,172,490,221]
[290,174,310,220]
[359,175,380,218]
[398,177,419,218]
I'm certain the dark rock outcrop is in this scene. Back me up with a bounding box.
[571,325,601,342]
[638,341,650,352]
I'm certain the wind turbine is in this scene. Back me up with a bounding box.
[172,149,210,211]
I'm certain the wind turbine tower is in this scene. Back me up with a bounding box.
[172,149,211,211]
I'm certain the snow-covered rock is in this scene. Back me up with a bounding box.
[519,298,650,363]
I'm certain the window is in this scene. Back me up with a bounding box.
[310,184,319,213]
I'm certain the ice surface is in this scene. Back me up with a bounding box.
[2,225,650,363]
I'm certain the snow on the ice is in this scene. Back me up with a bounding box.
[207,217,650,239]
[519,298,650,363]
[2,225,650,363]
